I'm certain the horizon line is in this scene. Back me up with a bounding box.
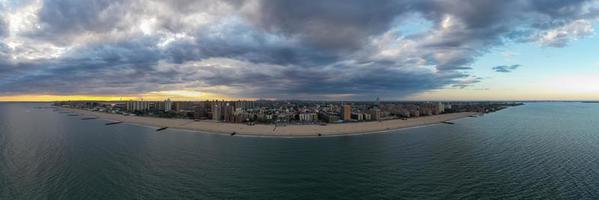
[1,99,598,103]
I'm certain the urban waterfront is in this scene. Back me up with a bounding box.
[53,99,516,125]
[2,102,599,199]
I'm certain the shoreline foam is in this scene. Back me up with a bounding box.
[63,108,477,137]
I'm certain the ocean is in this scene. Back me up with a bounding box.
[1,102,599,199]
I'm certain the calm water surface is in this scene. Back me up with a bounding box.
[1,102,599,199]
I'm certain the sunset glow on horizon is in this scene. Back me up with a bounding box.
[0,90,245,102]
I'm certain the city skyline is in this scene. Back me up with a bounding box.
[54,98,515,126]
[1,1,599,101]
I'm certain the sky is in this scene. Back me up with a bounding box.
[0,0,598,101]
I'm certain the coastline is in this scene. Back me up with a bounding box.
[63,108,477,137]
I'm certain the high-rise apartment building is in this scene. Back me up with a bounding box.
[164,99,172,112]
[342,104,352,121]
[212,101,222,121]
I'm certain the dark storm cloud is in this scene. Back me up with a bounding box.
[245,0,593,71]
[32,0,129,43]
[0,0,597,99]
[529,0,591,19]
[189,61,466,100]
[249,0,408,50]
[0,38,163,94]
[493,65,521,73]
[162,19,339,66]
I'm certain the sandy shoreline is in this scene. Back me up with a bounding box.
[63,108,477,137]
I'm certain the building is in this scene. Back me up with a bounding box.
[256,113,273,123]
[319,112,339,123]
[174,101,195,112]
[437,102,445,114]
[152,101,164,111]
[234,100,256,111]
[126,100,151,112]
[212,102,222,121]
[363,113,372,121]
[298,113,318,121]
[342,104,352,121]
[352,113,364,121]
[233,111,252,123]
[193,102,208,120]
[369,108,381,121]
[223,103,235,122]
[164,99,173,112]
[410,110,420,117]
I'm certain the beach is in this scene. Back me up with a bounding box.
[64,108,477,137]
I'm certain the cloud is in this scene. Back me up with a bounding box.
[493,64,521,73]
[246,0,407,50]
[30,0,126,44]
[0,4,8,38]
[0,0,597,99]
[452,76,483,88]
[537,20,594,47]
[0,17,6,38]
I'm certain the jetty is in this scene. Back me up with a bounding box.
[67,114,79,116]
[105,121,123,125]
[441,121,455,125]
[156,127,168,131]
[230,132,237,136]
[81,117,97,120]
